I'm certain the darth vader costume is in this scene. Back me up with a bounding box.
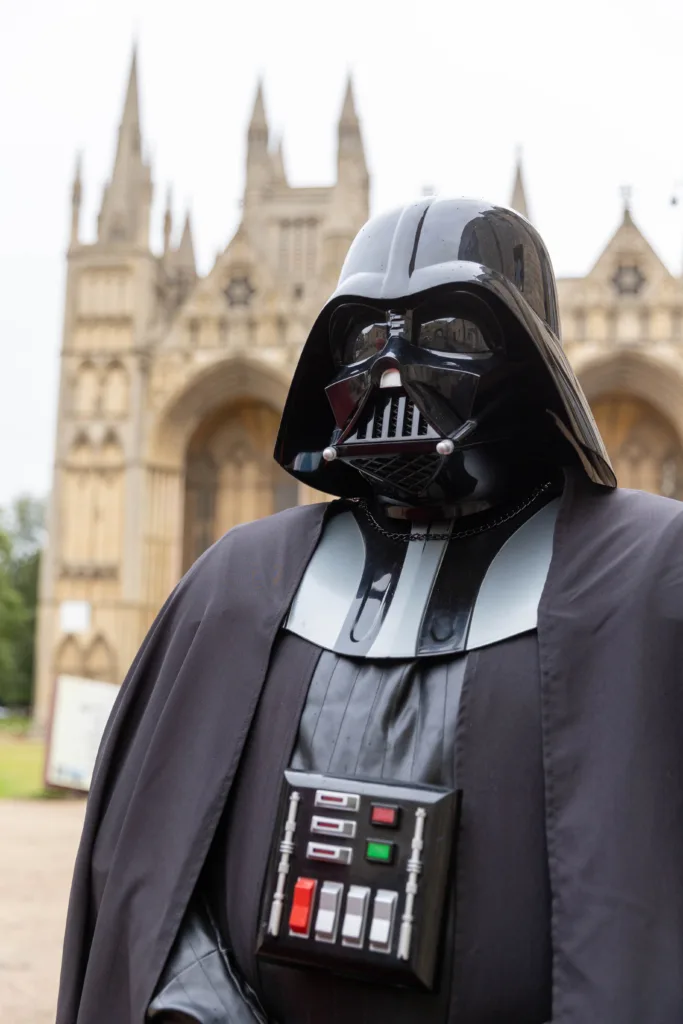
[58,198,683,1024]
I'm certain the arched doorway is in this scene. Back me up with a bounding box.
[591,394,683,498]
[182,399,298,570]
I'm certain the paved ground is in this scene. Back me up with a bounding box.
[0,799,86,1024]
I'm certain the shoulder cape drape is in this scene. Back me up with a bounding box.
[57,501,330,1024]
[57,475,683,1024]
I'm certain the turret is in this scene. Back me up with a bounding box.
[620,184,634,226]
[244,80,272,203]
[97,47,153,247]
[175,212,197,276]
[271,136,287,185]
[323,75,369,270]
[509,150,530,221]
[163,186,173,256]
[70,152,82,246]
[337,75,369,197]
[163,209,197,313]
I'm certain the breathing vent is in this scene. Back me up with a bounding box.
[349,453,442,493]
[347,393,438,445]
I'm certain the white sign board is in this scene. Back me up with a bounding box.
[59,600,91,635]
[45,675,120,792]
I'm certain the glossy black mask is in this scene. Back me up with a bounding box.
[274,197,616,498]
[322,290,547,503]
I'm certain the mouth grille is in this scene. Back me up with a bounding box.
[349,453,442,493]
[348,393,438,444]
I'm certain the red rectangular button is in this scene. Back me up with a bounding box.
[371,805,399,828]
[289,877,317,936]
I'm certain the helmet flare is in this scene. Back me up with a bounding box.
[275,197,615,499]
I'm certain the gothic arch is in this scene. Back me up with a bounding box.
[55,636,83,677]
[84,635,116,683]
[575,352,683,497]
[61,432,124,568]
[576,349,683,445]
[149,355,291,469]
[72,362,100,417]
[94,431,125,564]
[100,429,124,465]
[102,361,129,417]
[182,398,298,570]
[68,431,94,465]
[62,434,95,563]
[590,394,683,498]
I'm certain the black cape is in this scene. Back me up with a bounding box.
[57,473,683,1024]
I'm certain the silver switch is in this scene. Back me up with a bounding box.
[311,815,357,839]
[306,841,353,865]
[314,790,360,812]
[368,889,399,954]
[314,881,344,943]
[341,884,371,947]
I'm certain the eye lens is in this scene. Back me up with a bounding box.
[418,317,489,354]
[345,323,388,364]
[330,306,389,366]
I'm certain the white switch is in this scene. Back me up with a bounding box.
[368,889,399,954]
[315,790,360,813]
[311,815,357,839]
[341,884,371,947]
[306,841,353,865]
[314,881,344,943]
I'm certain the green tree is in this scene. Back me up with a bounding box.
[0,526,29,706]
[0,496,44,708]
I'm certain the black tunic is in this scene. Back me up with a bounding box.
[218,631,552,1024]
[57,479,683,1024]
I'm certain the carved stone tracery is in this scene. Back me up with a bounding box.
[591,394,683,498]
[182,399,298,570]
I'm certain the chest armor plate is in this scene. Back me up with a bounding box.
[257,770,458,991]
[285,498,560,658]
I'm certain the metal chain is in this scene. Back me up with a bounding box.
[351,481,553,543]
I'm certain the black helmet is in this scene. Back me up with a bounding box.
[275,196,615,500]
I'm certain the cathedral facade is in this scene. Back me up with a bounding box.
[34,53,683,727]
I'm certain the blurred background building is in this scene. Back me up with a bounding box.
[33,52,683,728]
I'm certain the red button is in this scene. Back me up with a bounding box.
[289,877,317,935]
[371,805,400,828]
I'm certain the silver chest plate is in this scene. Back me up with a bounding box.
[285,499,560,659]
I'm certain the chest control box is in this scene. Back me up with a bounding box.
[256,770,459,990]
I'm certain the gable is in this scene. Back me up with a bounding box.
[585,211,672,295]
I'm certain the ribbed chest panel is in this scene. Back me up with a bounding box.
[285,498,559,658]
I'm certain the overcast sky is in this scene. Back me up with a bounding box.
[2,0,683,506]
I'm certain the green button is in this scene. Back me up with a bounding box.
[365,840,394,864]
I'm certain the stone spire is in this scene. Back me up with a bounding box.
[175,212,196,274]
[510,150,530,220]
[97,46,153,246]
[245,79,271,202]
[325,77,366,285]
[620,184,634,225]
[271,136,287,184]
[164,210,197,312]
[163,185,173,255]
[339,74,359,128]
[249,80,268,141]
[337,75,368,187]
[70,152,82,246]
